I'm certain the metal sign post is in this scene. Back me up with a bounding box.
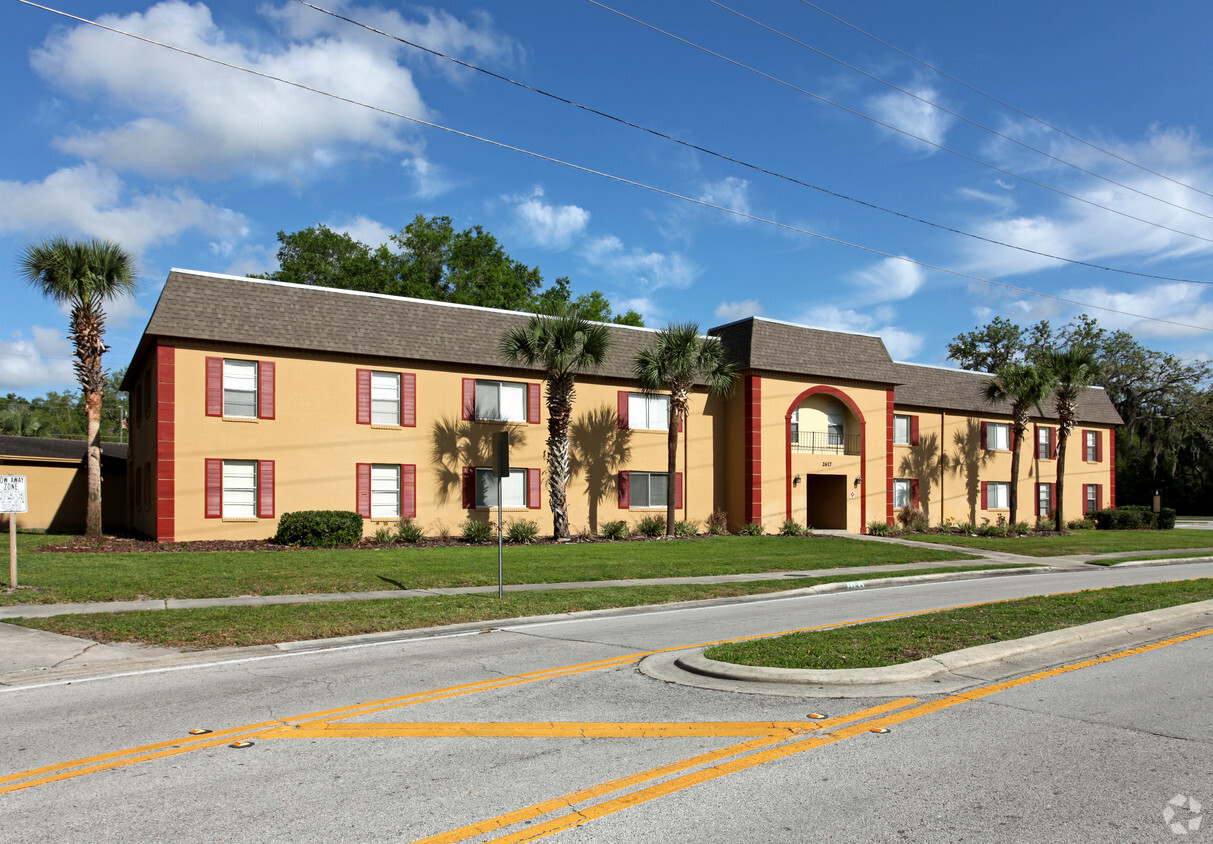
[494,432,510,599]
[1,475,29,590]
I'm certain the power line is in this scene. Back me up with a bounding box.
[799,0,1213,204]
[707,0,1213,224]
[15,1,1212,335]
[292,0,1213,288]
[586,0,1213,248]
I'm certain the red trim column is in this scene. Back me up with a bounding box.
[744,375,762,525]
[155,345,176,543]
[885,390,895,526]
[1109,430,1117,507]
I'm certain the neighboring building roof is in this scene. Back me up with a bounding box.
[0,436,129,465]
[126,270,661,384]
[892,362,1124,426]
[709,317,902,385]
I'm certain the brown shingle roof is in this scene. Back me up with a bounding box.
[128,270,660,382]
[710,317,902,384]
[892,362,1123,425]
[0,436,128,464]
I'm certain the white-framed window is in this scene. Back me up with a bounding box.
[1085,484,1099,514]
[1037,426,1053,459]
[371,464,400,519]
[986,481,1009,510]
[371,372,400,425]
[1085,430,1098,462]
[223,360,258,418]
[893,478,911,509]
[893,415,911,445]
[985,422,1009,451]
[827,405,845,446]
[628,392,669,431]
[222,460,257,519]
[475,468,527,508]
[1038,483,1053,517]
[475,380,528,422]
[629,472,669,508]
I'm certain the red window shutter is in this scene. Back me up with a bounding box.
[528,383,541,424]
[1050,483,1057,513]
[1096,485,1103,511]
[462,379,476,421]
[1095,430,1103,462]
[980,481,988,510]
[617,391,629,429]
[205,458,222,518]
[258,361,275,419]
[1034,425,1041,458]
[461,466,475,509]
[674,472,683,510]
[910,416,919,446]
[618,471,630,509]
[258,460,275,518]
[528,468,541,509]
[356,463,371,518]
[206,357,223,417]
[677,414,684,433]
[980,421,988,450]
[910,479,920,509]
[1081,430,1089,462]
[356,369,371,424]
[402,464,416,518]
[1049,428,1057,459]
[1035,482,1042,515]
[401,373,416,427]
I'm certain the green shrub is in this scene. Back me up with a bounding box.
[1035,516,1054,532]
[636,515,666,537]
[705,508,728,535]
[396,519,425,544]
[978,521,1007,538]
[1067,518,1095,531]
[779,519,805,537]
[1011,521,1032,536]
[1159,507,1177,530]
[866,520,892,536]
[506,519,540,544]
[600,520,629,540]
[1091,506,1176,530]
[955,522,976,535]
[673,520,698,537]
[372,526,395,545]
[896,506,926,528]
[274,510,364,547]
[737,522,765,536]
[460,520,493,543]
[907,518,931,534]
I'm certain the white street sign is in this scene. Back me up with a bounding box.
[0,475,28,514]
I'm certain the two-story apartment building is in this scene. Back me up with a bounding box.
[120,270,1121,541]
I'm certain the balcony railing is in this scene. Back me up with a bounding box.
[791,430,860,455]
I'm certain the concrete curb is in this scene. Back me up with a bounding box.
[640,600,1213,698]
[1086,555,1213,569]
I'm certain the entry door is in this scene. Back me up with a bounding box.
[805,474,847,530]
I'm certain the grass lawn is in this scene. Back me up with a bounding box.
[704,579,1213,670]
[897,530,1213,557]
[0,533,974,606]
[6,565,1029,648]
[1087,551,1213,566]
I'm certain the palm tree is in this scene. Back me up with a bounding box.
[501,308,611,538]
[20,237,137,535]
[983,362,1055,526]
[1042,347,1100,532]
[634,323,736,535]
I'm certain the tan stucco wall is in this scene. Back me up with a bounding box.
[750,376,891,534]
[0,457,127,534]
[892,407,1117,527]
[152,342,721,541]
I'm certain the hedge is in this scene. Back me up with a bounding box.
[274,510,365,546]
[1090,505,1176,531]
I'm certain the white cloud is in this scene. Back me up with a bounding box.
[848,256,925,304]
[31,1,445,180]
[614,296,663,326]
[867,84,953,153]
[795,304,924,360]
[714,300,764,321]
[698,177,751,219]
[0,164,248,255]
[328,215,395,248]
[401,157,454,200]
[582,236,700,290]
[0,327,75,391]
[507,188,590,249]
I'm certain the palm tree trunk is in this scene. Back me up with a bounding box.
[546,375,574,539]
[1008,432,1021,527]
[85,390,103,536]
[665,413,678,536]
[1055,434,1068,532]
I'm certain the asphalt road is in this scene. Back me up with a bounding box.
[2,562,1210,843]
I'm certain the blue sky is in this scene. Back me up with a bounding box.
[4,0,1213,398]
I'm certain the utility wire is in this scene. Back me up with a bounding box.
[708,0,1213,223]
[16,0,1212,335]
[799,0,1213,204]
[586,0,1213,248]
[292,0,1213,288]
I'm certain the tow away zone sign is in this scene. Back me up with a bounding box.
[1,475,29,514]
